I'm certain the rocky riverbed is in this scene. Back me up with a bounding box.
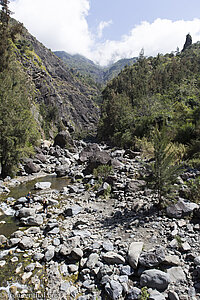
[0,140,200,300]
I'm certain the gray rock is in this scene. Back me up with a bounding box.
[25,263,35,272]
[128,242,143,269]
[120,265,133,276]
[64,204,82,217]
[79,144,101,163]
[60,281,70,292]
[0,235,7,246]
[168,291,180,300]
[34,182,51,190]
[21,215,43,226]
[68,264,78,273]
[125,180,146,192]
[139,247,165,267]
[105,280,123,300]
[126,287,141,300]
[140,269,170,291]
[166,267,186,283]
[166,198,199,218]
[9,238,21,246]
[19,237,33,250]
[149,289,166,300]
[71,248,83,261]
[33,252,44,261]
[24,160,41,174]
[45,245,55,262]
[103,241,114,251]
[86,253,99,269]
[194,256,200,266]
[55,164,70,177]
[102,251,125,265]
[17,207,36,218]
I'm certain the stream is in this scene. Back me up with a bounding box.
[0,174,71,236]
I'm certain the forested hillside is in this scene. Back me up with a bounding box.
[98,41,200,165]
[55,51,137,85]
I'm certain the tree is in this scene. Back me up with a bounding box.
[0,0,39,178]
[150,126,182,208]
[0,62,39,178]
[0,0,11,71]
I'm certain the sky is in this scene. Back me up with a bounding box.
[9,0,200,66]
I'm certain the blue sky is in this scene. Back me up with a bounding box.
[9,0,200,65]
[87,0,200,41]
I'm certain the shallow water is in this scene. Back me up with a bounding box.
[0,216,20,237]
[8,174,71,199]
[0,175,71,237]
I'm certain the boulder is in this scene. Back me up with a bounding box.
[17,208,36,218]
[126,287,141,300]
[63,205,82,217]
[71,248,83,261]
[128,242,143,269]
[140,269,170,291]
[19,237,33,250]
[55,164,70,177]
[54,131,72,148]
[86,253,99,269]
[45,245,55,262]
[105,280,123,300]
[139,247,165,267]
[20,215,43,226]
[79,144,101,163]
[24,160,41,174]
[84,150,111,174]
[34,182,51,190]
[102,251,125,265]
[166,198,199,218]
[0,235,8,246]
[125,180,146,193]
[166,267,186,283]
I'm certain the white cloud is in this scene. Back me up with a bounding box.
[97,20,113,39]
[9,1,200,66]
[10,0,93,56]
[90,18,200,65]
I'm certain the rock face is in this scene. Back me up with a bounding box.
[18,25,99,136]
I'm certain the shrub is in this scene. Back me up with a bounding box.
[93,165,113,181]
[185,176,200,203]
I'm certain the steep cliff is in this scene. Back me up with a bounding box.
[13,23,100,137]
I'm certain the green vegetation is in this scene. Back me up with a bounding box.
[54,51,137,86]
[139,286,150,300]
[149,127,182,207]
[185,176,200,204]
[98,42,200,163]
[93,164,113,181]
[0,0,39,178]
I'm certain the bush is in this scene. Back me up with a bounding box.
[185,176,200,203]
[93,165,113,181]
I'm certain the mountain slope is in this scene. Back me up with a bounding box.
[54,51,137,84]
[12,23,100,137]
[98,43,200,153]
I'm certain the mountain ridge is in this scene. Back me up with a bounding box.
[54,51,137,84]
